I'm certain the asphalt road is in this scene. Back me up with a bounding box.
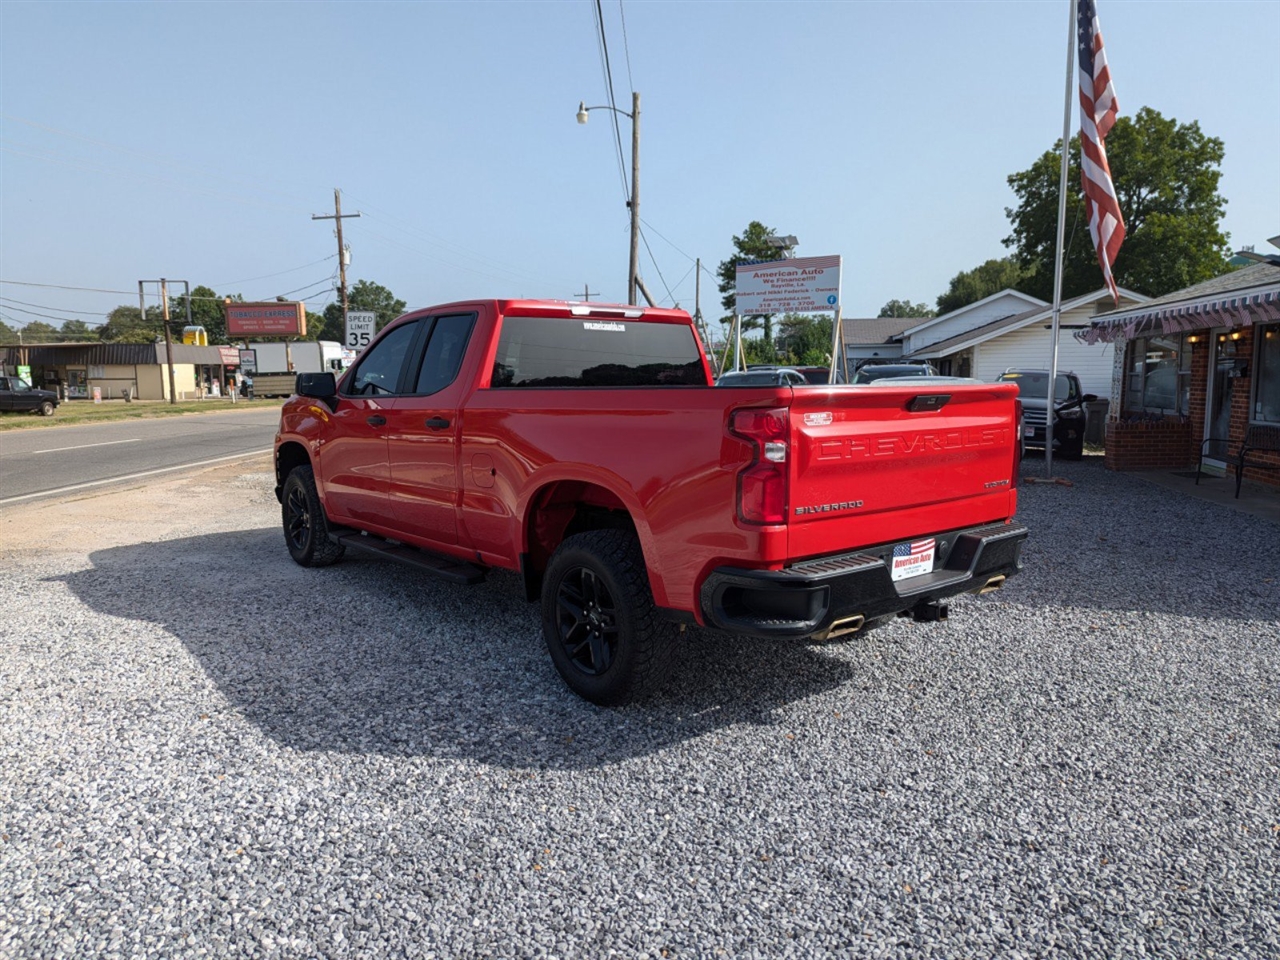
[0,407,280,504]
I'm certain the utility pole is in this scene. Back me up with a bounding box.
[576,284,597,302]
[155,279,178,405]
[312,188,360,330]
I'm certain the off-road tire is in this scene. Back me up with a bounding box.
[38,400,55,417]
[541,530,677,706]
[281,466,345,567]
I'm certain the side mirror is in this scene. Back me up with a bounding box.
[1081,393,1098,404]
[297,372,336,399]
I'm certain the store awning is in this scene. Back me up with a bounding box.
[1086,263,1280,343]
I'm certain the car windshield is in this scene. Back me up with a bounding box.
[999,372,1075,401]
[11,377,32,392]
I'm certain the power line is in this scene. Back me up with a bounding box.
[639,217,696,262]
[639,228,675,305]
[618,0,636,94]
[0,279,134,295]
[592,0,631,204]
[212,255,338,289]
[0,302,108,325]
[0,296,110,317]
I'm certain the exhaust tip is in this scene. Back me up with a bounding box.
[975,575,1006,596]
[824,614,866,640]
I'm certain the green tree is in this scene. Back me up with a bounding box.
[717,221,786,352]
[59,319,99,341]
[1004,106,1231,301]
[878,299,935,319]
[16,320,59,342]
[320,280,406,342]
[0,319,17,345]
[776,313,835,365]
[935,257,1035,315]
[100,305,162,343]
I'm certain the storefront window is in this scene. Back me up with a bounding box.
[1255,323,1280,424]
[1123,334,1192,416]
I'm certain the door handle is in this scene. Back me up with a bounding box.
[366,415,387,426]
[425,417,451,430]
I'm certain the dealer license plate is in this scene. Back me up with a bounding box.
[890,537,937,582]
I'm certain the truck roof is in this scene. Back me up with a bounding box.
[393,299,693,324]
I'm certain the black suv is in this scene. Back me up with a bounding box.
[996,369,1096,460]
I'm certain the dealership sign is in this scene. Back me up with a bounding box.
[225,301,307,337]
[735,254,841,315]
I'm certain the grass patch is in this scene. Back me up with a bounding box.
[0,398,283,431]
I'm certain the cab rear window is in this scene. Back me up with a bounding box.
[490,315,706,387]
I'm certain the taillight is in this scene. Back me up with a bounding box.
[1012,397,1024,487]
[730,407,789,524]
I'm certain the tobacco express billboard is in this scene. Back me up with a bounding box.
[225,301,307,337]
[735,254,841,315]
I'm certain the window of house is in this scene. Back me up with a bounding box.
[1123,334,1191,416]
[1255,322,1280,424]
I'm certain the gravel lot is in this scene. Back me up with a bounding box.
[1,455,1277,959]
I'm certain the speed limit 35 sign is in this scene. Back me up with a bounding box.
[345,311,377,350]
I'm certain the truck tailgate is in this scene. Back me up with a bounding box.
[786,383,1020,559]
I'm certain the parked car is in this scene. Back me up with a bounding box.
[851,362,939,384]
[747,364,846,385]
[0,375,59,416]
[716,367,809,387]
[995,369,1097,461]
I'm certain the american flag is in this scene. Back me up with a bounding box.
[1078,0,1125,303]
[893,538,935,560]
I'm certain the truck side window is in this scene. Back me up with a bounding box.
[346,320,419,396]
[412,314,475,395]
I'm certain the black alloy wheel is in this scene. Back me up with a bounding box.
[281,465,345,567]
[555,565,620,677]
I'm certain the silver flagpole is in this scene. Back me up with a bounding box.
[1046,0,1078,478]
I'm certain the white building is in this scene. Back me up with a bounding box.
[844,287,1150,399]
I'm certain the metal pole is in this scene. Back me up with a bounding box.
[160,278,177,405]
[1046,0,1078,478]
[628,92,640,306]
[828,306,843,384]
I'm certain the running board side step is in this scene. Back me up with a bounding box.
[332,532,487,585]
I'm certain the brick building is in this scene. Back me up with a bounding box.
[1088,258,1280,489]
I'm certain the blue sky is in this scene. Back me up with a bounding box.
[2,0,1277,333]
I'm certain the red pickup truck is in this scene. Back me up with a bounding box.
[274,299,1027,704]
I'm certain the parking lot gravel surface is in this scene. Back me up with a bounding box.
[1,455,1277,959]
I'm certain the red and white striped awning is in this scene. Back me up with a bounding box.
[1086,285,1280,344]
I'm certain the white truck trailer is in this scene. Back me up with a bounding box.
[245,341,345,397]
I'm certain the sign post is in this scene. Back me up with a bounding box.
[345,311,377,352]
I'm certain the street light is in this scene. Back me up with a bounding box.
[764,235,799,259]
[576,92,640,305]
